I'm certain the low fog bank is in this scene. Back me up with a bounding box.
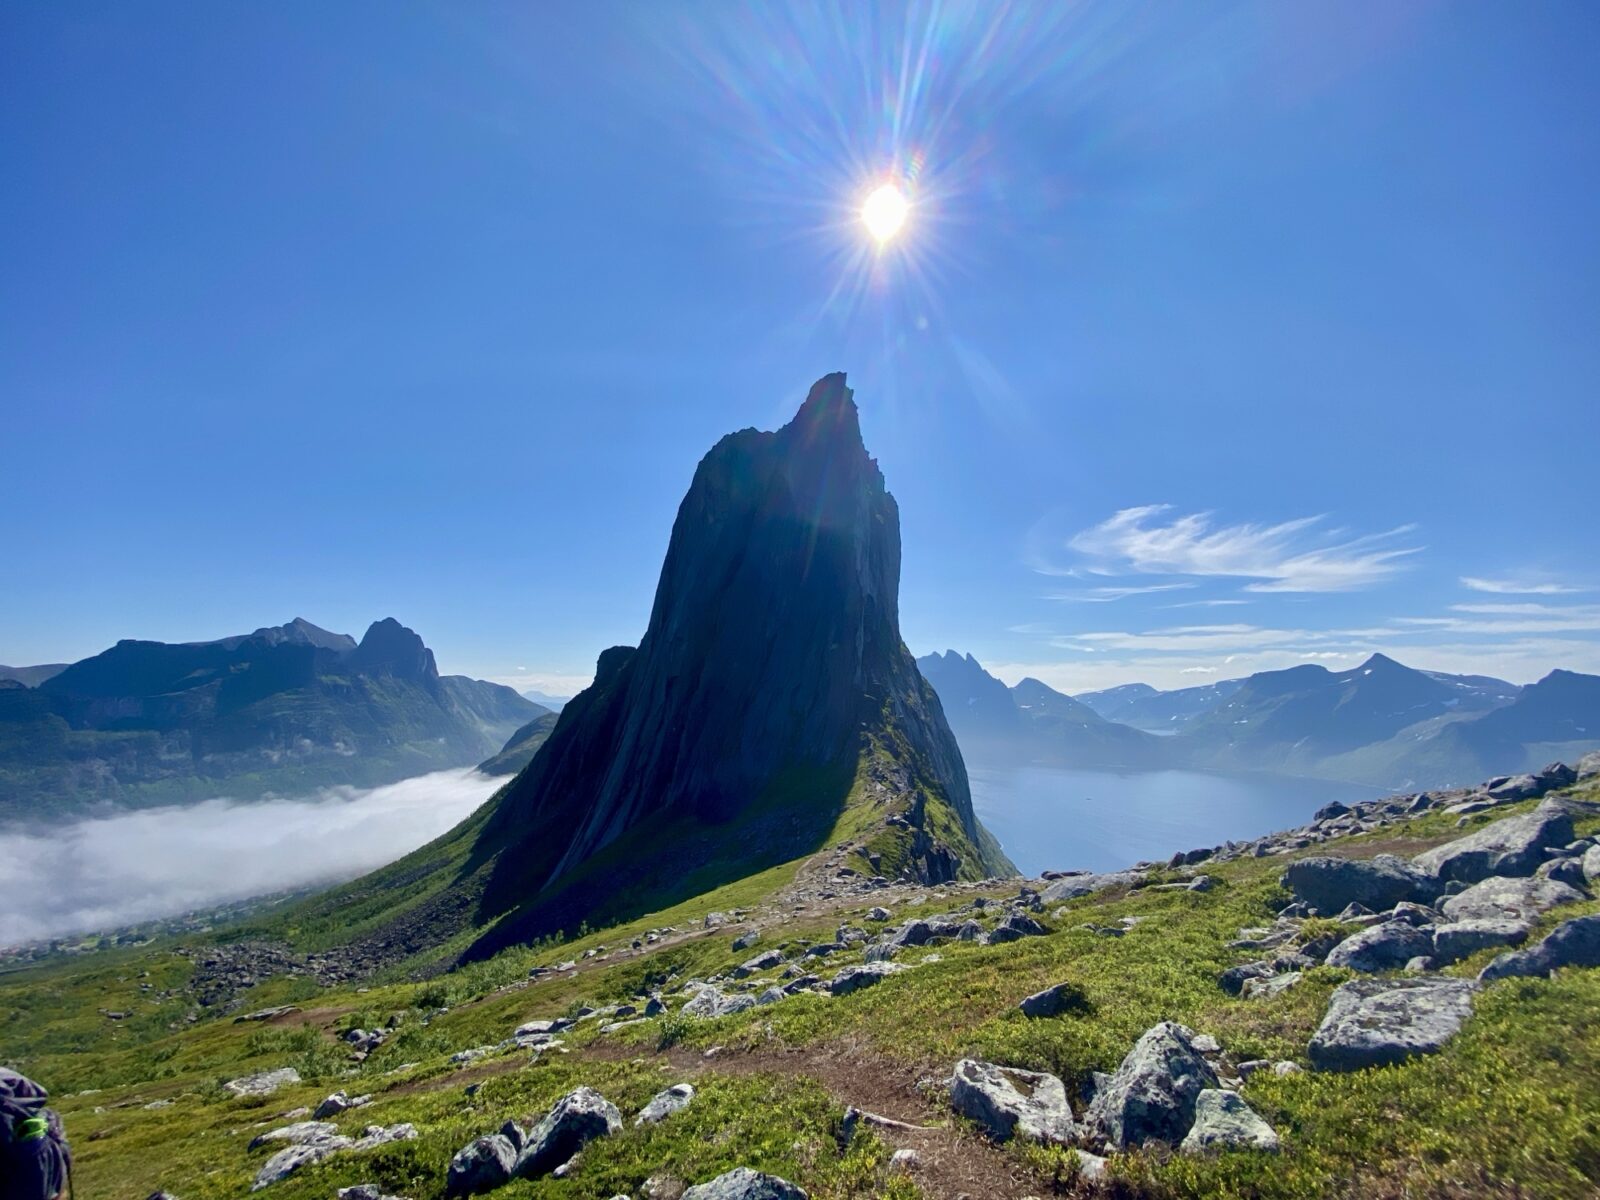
[0,768,502,945]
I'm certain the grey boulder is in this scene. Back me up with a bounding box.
[948,1058,1074,1144]
[681,1168,808,1200]
[1324,921,1436,973]
[636,1083,695,1126]
[1018,981,1084,1018]
[1479,914,1600,982]
[681,986,758,1019]
[1412,799,1577,884]
[1440,876,1584,924]
[224,1067,301,1098]
[1307,977,1478,1071]
[1431,919,1531,964]
[1087,1021,1218,1149]
[513,1087,622,1178]
[446,1135,517,1196]
[829,962,905,996]
[1179,1089,1279,1154]
[1280,855,1439,914]
[1041,870,1144,903]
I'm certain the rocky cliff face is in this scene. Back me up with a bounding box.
[476,374,1009,934]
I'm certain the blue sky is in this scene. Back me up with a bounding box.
[3,1,1597,696]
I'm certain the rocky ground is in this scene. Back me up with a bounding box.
[8,751,1600,1200]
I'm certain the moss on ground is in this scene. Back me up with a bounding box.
[5,780,1599,1198]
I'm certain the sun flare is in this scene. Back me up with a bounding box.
[861,182,909,244]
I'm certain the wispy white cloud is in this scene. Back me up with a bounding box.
[1180,666,1217,674]
[1052,505,1419,593]
[1046,582,1196,602]
[1163,598,1250,609]
[1461,576,1587,595]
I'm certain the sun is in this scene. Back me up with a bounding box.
[861,182,909,244]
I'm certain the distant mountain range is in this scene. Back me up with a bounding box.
[0,617,543,816]
[518,689,570,712]
[918,649,1599,790]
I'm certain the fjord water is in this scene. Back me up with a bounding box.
[967,763,1380,876]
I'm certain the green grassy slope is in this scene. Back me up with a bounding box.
[5,779,1597,1199]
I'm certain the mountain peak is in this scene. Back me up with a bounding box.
[350,618,439,682]
[784,371,860,449]
[469,377,1010,949]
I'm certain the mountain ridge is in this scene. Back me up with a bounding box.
[0,618,539,815]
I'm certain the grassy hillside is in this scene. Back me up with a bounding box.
[5,775,1598,1199]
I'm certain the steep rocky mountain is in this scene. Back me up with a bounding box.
[1076,677,1245,732]
[296,374,1014,961]
[478,710,560,776]
[915,652,1167,769]
[917,651,1027,745]
[0,618,540,815]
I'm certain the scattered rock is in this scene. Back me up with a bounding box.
[1325,921,1436,973]
[888,1148,920,1172]
[1018,981,1086,1018]
[1241,971,1303,999]
[1479,914,1600,982]
[513,1087,623,1178]
[1087,1021,1219,1149]
[681,1168,808,1200]
[1430,919,1531,964]
[1281,855,1439,914]
[830,962,905,995]
[732,949,784,978]
[1040,870,1145,903]
[636,1083,695,1126]
[1412,800,1577,884]
[1307,977,1479,1071]
[985,910,1047,944]
[446,1134,517,1196]
[224,1067,301,1098]
[247,1121,338,1151]
[948,1059,1074,1144]
[681,986,758,1019]
[1439,876,1585,924]
[1179,1089,1279,1154]
[313,1090,371,1119]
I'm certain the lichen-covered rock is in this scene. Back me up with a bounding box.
[1087,1022,1218,1149]
[513,1087,623,1178]
[681,1168,808,1200]
[1281,856,1439,914]
[636,1083,695,1126]
[445,1134,517,1196]
[1018,981,1085,1018]
[1412,800,1577,883]
[681,986,757,1019]
[1325,921,1436,973]
[829,962,905,995]
[1041,870,1145,903]
[1439,876,1584,924]
[1431,919,1531,964]
[1479,914,1600,982]
[224,1067,301,1097]
[948,1058,1075,1144]
[1179,1089,1279,1153]
[1307,977,1478,1071]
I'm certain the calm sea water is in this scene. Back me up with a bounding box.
[966,764,1381,877]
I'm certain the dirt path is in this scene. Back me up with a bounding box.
[589,1035,1071,1200]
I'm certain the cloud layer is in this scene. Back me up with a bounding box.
[0,768,502,945]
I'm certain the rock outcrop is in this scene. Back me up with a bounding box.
[471,375,1011,948]
[1307,978,1478,1071]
